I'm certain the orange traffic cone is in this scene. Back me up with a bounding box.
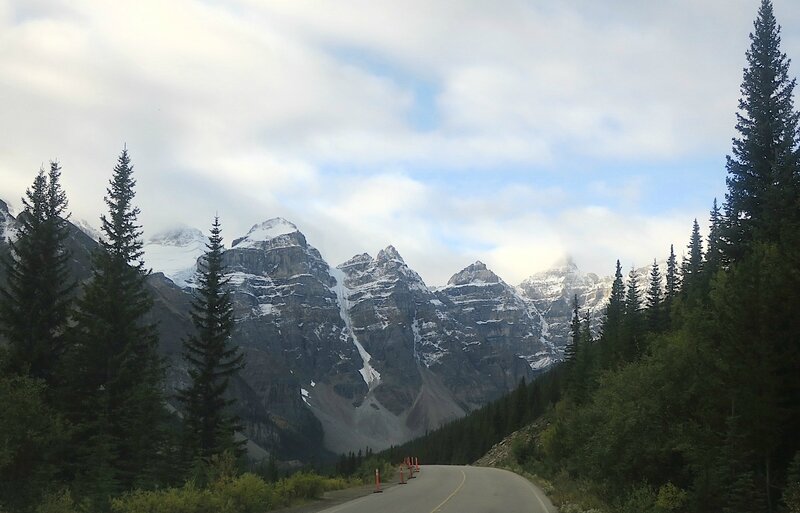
[373,468,383,493]
[399,465,407,484]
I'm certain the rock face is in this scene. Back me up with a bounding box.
[438,261,555,371]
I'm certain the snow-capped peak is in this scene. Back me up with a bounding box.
[447,261,501,287]
[233,217,299,249]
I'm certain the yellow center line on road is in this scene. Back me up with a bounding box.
[429,468,467,513]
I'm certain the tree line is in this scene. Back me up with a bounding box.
[0,150,245,511]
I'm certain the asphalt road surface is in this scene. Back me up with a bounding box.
[317,465,557,513]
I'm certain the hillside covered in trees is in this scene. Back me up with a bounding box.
[390,2,800,512]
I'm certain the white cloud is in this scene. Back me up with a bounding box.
[0,0,796,287]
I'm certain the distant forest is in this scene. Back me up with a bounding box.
[386,2,800,512]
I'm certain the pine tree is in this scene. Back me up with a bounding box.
[0,162,73,385]
[564,294,581,397]
[706,199,724,279]
[601,260,625,367]
[623,266,644,360]
[645,259,663,333]
[573,309,594,404]
[681,219,704,302]
[565,294,580,365]
[68,148,165,495]
[725,0,800,260]
[664,244,679,328]
[179,216,244,463]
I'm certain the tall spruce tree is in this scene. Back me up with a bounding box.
[645,259,663,333]
[623,266,644,360]
[664,244,679,328]
[179,216,244,462]
[0,162,73,384]
[69,148,164,496]
[564,294,581,397]
[565,294,580,365]
[681,219,704,302]
[706,199,724,279]
[601,260,625,367]
[725,0,800,259]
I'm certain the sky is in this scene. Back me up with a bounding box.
[1,0,799,286]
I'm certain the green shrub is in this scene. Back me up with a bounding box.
[212,473,273,513]
[110,469,350,513]
[655,482,688,511]
[617,483,657,513]
[110,483,216,513]
[35,489,87,513]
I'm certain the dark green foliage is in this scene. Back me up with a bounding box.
[0,374,67,511]
[0,162,74,384]
[179,216,245,463]
[67,149,166,498]
[724,0,800,259]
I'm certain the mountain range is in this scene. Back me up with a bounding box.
[0,201,622,463]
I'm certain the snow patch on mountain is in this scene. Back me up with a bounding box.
[143,227,207,288]
[329,266,382,390]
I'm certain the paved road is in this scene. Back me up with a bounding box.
[317,465,556,513]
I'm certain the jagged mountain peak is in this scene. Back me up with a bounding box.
[447,260,502,287]
[376,245,405,264]
[0,198,10,214]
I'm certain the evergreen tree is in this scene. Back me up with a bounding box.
[681,219,704,301]
[623,266,644,360]
[725,0,800,259]
[179,216,244,463]
[68,148,165,496]
[601,260,625,367]
[706,198,724,279]
[0,162,73,385]
[645,259,663,333]
[565,294,580,365]
[564,295,581,397]
[665,244,679,304]
[664,244,680,329]
[573,309,594,404]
